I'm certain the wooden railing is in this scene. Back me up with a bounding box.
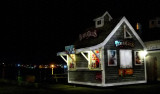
[52,74,67,82]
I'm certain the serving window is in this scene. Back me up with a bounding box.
[68,54,76,70]
[89,50,101,69]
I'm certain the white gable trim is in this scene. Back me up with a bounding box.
[76,16,146,53]
[124,25,133,39]
[102,16,146,49]
[123,17,146,49]
[93,11,113,21]
[102,11,113,21]
[57,52,67,56]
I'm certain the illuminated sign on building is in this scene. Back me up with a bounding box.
[119,69,133,76]
[79,30,97,41]
[115,40,134,48]
[65,45,75,54]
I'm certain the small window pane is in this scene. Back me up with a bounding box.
[97,20,101,25]
[68,54,76,69]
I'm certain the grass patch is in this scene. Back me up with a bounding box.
[0,79,160,94]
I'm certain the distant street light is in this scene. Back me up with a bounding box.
[50,64,54,75]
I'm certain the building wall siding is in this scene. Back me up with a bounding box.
[69,71,102,83]
[69,54,102,83]
[76,54,88,68]
[104,23,145,84]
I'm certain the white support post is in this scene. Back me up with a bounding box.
[60,55,67,63]
[144,50,147,83]
[101,47,105,86]
[81,52,89,62]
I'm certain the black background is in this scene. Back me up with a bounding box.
[3,0,160,64]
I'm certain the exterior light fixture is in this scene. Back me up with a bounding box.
[139,50,148,57]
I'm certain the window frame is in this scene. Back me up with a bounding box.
[97,20,102,25]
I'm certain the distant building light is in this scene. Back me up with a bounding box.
[64,65,67,69]
[39,65,43,69]
[50,64,54,68]
[34,65,37,68]
[17,64,21,67]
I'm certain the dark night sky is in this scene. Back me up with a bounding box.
[3,0,160,64]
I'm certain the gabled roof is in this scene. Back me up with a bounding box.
[93,11,113,21]
[74,17,121,49]
[57,17,146,56]
[75,17,146,53]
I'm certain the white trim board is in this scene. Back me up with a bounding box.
[147,50,160,53]
[103,80,146,87]
[60,55,67,63]
[101,47,105,85]
[68,80,146,87]
[93,11,113,21]
[68,81,103,87]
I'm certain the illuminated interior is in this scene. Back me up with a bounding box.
[67,54,76,70]
[89,50,101,69]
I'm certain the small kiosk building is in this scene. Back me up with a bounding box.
[57,11,147,87]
